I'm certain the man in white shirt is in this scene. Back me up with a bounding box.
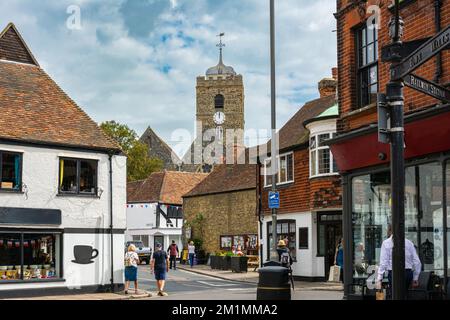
[377,225,422,292]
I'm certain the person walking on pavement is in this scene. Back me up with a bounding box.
[334,238,344,283]
[151,243,170,297]
[277,240,293,267]
[377,224,421,297]
[188,241,196,268]
[124,244,140,295]
[167,240,179,270]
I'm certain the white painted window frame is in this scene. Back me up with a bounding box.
[264,151,294,188]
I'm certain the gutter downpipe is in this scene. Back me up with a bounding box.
[109,152,114,293]
[434,0,443,82]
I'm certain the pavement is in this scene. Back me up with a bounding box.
[4,264,344,300]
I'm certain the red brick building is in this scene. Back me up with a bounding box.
[328,0,450,298]
[258,72,343,280]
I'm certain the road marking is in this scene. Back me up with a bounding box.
[196,281,237,287]
[225,288,254,291]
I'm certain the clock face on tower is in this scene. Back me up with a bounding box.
[213,111,225,125]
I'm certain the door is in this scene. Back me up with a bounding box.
[325,223,343,278]
[154,236,164,251]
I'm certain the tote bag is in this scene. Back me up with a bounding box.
[328,265,341,282]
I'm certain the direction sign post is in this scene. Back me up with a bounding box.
[391,25,450,81]
[404,74,450,103]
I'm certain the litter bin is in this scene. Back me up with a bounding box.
[257,266,291,300]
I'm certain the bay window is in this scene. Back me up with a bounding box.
[310,133,337,177]
[264,152,294,187]
[59,158,98,195]
[0,151,22,191]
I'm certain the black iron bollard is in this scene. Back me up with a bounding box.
[257,266,291,300]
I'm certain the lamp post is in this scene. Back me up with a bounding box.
[269,0,279,262]
[387,0,406,300]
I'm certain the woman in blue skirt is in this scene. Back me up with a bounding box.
[124,244,140,294]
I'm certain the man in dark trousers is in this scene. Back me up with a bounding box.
[167,240,179,270]
[151,243,170,297]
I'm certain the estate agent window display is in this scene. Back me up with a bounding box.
[349,160,450,290]
[0,232,61,282]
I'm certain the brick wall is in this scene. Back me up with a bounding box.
[183,189,258,254]
[260,148,342,215]
[336,0,450,133]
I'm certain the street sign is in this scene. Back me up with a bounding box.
[404,74,450,103]
[391,25,450,80]
[268,191,280,209]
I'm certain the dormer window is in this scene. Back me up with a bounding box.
[215,94,225,109]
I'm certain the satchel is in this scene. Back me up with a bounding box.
[328,265,341,282]
[376,290,385,301]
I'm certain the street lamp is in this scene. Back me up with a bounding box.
[387,0,406,300]
[269,0,279,262]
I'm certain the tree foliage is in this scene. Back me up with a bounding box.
[100,121,163,181]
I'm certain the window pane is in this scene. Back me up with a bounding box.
[23,234,60,280]
[80,160,97,194]
[319,149,331,174]
[1,153,21,190]
[60,159,78,193]
[318,134,330,147]
[0,234,21,281]
[418,163,444,277]
[369,66,378,85]
[311,150,317,176]
[360,68,369,107]
[367,25,374,44]
[310,136,316,149]
[361,28,366,46]
[367,44,375,64]
[299,228,308,249]
[447,161,450,277]
[362,46,367,66]
[318,225,326,256]
[287,154,294,182]
[279,156,287,183]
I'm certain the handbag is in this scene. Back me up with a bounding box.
[376,290,385,301]
[328,265,341,282]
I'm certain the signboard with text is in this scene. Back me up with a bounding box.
[404,74,450,103]
[269,192,280,209]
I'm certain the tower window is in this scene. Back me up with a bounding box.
[215,94,225,109]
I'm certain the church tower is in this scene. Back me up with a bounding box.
[182,34,245,172]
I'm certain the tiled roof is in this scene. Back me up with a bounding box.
[127,171,208,205]
[0,23,121,152]
[183,164,257,198]
[268,95,337,152]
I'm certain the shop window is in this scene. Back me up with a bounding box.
[351,163,445,282]
[356,20,379,109]
[0,232,61,282]
[59,158,98,195]
[267,220,296,261]
[310,133,337,178]
[0,151,22,191]
[299,228,309,250]
[446,160,450,278]
[264,153,294,187]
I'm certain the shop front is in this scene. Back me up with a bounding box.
[329,105,450,298]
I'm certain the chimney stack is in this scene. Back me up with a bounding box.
[318,68,338,98]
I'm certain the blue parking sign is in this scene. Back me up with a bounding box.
[269,191,280,209]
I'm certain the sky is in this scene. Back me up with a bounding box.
[0,0,337,157]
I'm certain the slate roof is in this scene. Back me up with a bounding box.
[0,23,121,152]
[183,164,257,198]
[127,171,208,205]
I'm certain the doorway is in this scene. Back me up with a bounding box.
[318,212,343,279]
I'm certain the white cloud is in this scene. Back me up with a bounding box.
[0,0,337,155]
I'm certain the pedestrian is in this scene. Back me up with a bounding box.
[276,240,292,268]
[167,240,179,270]
[124,244,140,295]
[334,238,344,282]
[188,241,196,268]
[151,243,170,297]
[377,224,421,297]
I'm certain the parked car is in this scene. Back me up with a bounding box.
[125,241,152,265]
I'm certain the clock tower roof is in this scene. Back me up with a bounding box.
[206,33,237,77]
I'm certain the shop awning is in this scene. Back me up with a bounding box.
[328,104,450,172]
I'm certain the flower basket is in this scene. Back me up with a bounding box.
[221,256,232,270]
[231,256,249,273]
